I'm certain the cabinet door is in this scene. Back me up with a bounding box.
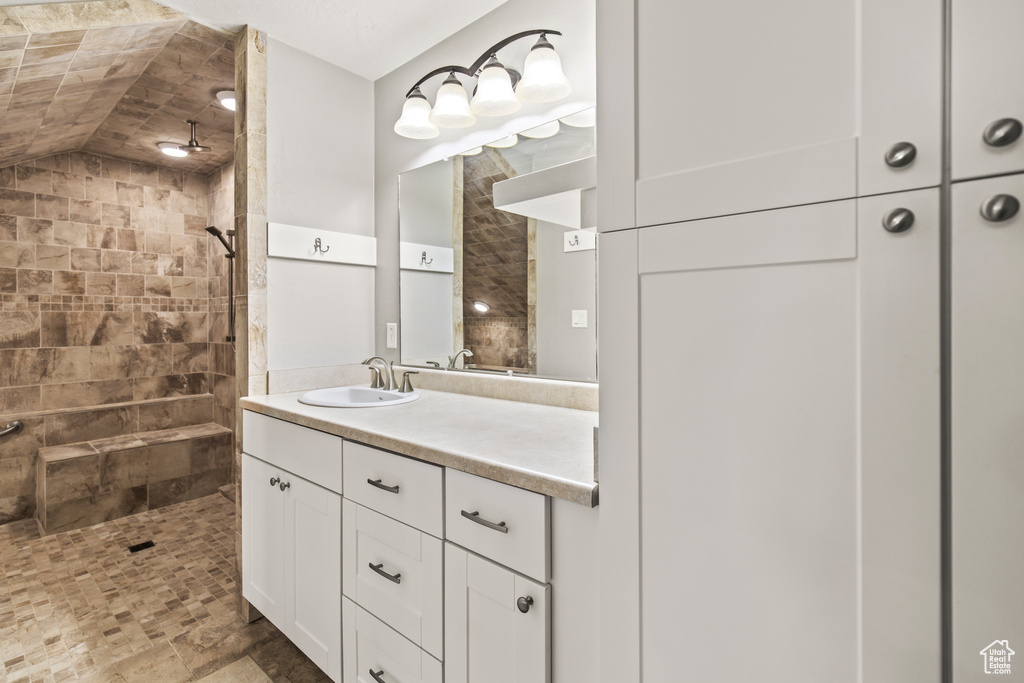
[951,173,1024,680]
[952,0,1024,181]
[284,472,342,682]
[634,196,940,681]
[629,0,858,227]
[445,543,550,683]
[858,0,943,195]
[242,454,288,626]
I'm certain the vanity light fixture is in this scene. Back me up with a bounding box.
[520,119,560,139]
[157,142,189,158]
[485,134,518,149]
[394,29,571,140]
[216,90,236,111]
[473,301,490,313]
[559,108,596,128]
[460,147,483,156]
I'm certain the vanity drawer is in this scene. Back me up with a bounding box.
[445,469,550,582]
[343,442,444,538]
[243,411,342,494]
[343,500,443,661]
[343,597,442,683]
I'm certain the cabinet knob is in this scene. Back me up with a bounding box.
[983,118,1023,148]
[884,142,917,168]
[279,481,291,491]
[269,477,280,487]
[980,194,1020,223]
[882,208,915,233]
[517,595,534,613]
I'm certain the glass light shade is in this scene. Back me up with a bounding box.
[470,61,521,117]
[521,120,560,139]
[485,134,518,149]
[394,90,439,139]
[460,147,483,156]
[157,142,188,158]
[516,44,571,103]
[430,75,476,128]
[216,90,236,111]
[560,108,596,128]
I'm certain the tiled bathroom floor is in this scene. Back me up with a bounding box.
[0,495,329,683]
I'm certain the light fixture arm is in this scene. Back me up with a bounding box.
[404,29,563,98]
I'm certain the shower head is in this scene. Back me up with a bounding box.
[205,226,235,258]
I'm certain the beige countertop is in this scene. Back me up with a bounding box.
[240,389,599,507]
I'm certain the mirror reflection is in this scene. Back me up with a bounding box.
[399,108,597,382]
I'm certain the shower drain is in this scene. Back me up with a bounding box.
[127,540,156,553]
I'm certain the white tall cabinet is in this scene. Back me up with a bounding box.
[597,0,1023,680]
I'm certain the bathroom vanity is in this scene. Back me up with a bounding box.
[239,389,600,683]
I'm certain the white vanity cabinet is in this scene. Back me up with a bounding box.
[242,412,344,682]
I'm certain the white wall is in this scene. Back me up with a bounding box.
[374,0,597,361]
[267,37,377,371]
[536,222,597,380]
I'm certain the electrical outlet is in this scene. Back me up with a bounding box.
[386,323,398,348]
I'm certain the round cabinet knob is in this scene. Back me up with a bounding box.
[882,208,916,233]
[517,596,534,613]
[983,118,1023,148]
[884,142,917,168]
[980,194,1020,223]
[269,477,280,487]
[279,481,291,491]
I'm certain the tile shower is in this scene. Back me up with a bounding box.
[0,150,235,528]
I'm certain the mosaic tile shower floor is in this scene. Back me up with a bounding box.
[0,494,328,682]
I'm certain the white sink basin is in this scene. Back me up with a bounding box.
[298,386,419,408]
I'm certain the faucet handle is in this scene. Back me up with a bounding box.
[399,371,419,394]
[368,366,385,389]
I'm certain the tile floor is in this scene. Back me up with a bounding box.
[0,494,329,682]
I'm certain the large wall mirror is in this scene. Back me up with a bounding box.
[399,108,597,382]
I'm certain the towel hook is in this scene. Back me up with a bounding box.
[420,251,433,265]
[568,234,579,246]
[313,237,330,254]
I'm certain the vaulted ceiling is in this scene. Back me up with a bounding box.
[0,1,235,174]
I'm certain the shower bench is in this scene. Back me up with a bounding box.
[35,422,232,535]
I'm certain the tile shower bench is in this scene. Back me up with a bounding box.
[35,423,232,535]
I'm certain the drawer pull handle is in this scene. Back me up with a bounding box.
[461,509,509,534]
[367,478,400,494]
[369,562,402,584]
[369,669,387,683]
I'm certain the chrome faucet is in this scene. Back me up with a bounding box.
[448,348,474,369]
[363,357,397,391]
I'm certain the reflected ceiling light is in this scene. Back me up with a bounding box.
[394,29,571,139]
[516,34,571,103]
[394,87,440,139]
[521,120,560,139]
[460,147,483,156]
[473,301,490,313]
[485,134,518,149]
[216,90,236,111]
[430,72,476,128]
[157,142,188,158]
[559,108,596,128]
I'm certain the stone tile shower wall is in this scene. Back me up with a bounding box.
[206,162,235,431]
[461,150,535,372]
[0,150,233,524]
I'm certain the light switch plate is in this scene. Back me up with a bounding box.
[572,310,588,328]
[386,323,398,348]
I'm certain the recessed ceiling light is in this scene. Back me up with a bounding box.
[216,90,236,111]
[473,301,490,313]
[157,142,188,158]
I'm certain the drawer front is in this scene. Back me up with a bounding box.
[343,597,443,683]
[243,410,342,493]
[445,469,550,582]
[343,441,444,538]
[343,500,443,661]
